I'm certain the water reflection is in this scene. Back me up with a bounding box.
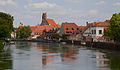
[0,52,12,70]
[0,42,120,70]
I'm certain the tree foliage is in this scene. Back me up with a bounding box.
[0,40,4,51]
[105,13,120,42]
[16,26,32,39]
[0,12,14,38]
[61,34,67,39]
[51,33,61,39]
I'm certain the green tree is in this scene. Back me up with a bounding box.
[61,34,67,39]
[105,13,120,42]
[0,40,4,51]
[51,33,61,39]
[16,26,32,39]
[0,12,14,38]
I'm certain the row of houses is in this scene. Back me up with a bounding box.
[17,13,110,42]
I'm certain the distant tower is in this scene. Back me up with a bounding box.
[42,13,47,20]
[41,13,48,25]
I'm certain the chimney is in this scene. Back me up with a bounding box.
[105,20,110,23]
[86,22,88,26]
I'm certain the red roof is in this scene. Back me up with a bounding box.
[46,19,57,27]
[87,20,110,27]
[62,23,78,35]
[30,24,60,35]
[78,26,86,29]
[95,22,109,27]
[97,36,106,40]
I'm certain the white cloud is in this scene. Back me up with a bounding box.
[113,2,120,6]
[96,1,106,5]
[24,2,58,9]
[89,10,98,15]
[0,0,17,6]
[24,2,85,16]
[0,9,6,13]
[65,0,83,3]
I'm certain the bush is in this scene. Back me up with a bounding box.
[0,40,4,52]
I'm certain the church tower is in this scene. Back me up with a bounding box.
[41,13,49,25]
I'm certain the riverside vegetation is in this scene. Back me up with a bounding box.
[0,12,14,51]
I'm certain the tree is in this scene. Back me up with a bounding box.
[16,26,32,39]
[0,12,14,38]
[61,34,67,39]
[105,13,120,42]
[0,40,4,51]
[51,33,61,39]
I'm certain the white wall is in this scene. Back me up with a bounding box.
[83,26,106,42]
[95,27,105,37]
[83,27,91,36]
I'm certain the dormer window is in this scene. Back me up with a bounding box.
[66,28,69,30]
[66,31,69,33]
[72,28,74,30]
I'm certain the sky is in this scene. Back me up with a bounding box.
[0,0,120,27]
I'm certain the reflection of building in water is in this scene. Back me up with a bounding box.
[36,43,79,66]
[61,47,79,62]
[96,53,109,68]
[37,46,55,67]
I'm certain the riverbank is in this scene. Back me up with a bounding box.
[86,42,120,51]
[11,39,56,43]
[11,39,120,51]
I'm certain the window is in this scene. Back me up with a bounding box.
[34,28,36,30]
[99,30,102,34]
[66,31,69,33]
[77,28,79,30]
[92,30,94,34]
[70,31,72,33]
[66,28,69,30]
[94,30,96,34]
[72,28,74,30]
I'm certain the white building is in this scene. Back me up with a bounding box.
[83,20,109,42]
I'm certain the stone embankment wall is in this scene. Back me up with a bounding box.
[86,42,120,50]
[60,40,81,45]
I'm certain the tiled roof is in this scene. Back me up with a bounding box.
[87,20,110,27]
[19,13,61,36]
[95,22,109,27]
[62,22,78,35]
[97,36,106,40]
[19,26,23,28]
[30,24,60,35]
[27,36,33,39]
[57,24,61,28]
[46,19,57,27]
[78,26,86,29]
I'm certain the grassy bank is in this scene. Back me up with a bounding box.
[0,40,4,52]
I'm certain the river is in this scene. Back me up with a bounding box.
[0,41,120,70]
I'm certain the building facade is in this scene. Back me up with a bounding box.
[83,20,110,42]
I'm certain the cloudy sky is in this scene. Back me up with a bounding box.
[0,0,120,27]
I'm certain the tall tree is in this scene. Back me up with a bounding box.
[16,26,32,39]
[105,12,120,42]
[0,12,14,38]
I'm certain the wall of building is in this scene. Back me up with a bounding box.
[83,27,91,36]
[83,26,106,42]
[59,25,65,36]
